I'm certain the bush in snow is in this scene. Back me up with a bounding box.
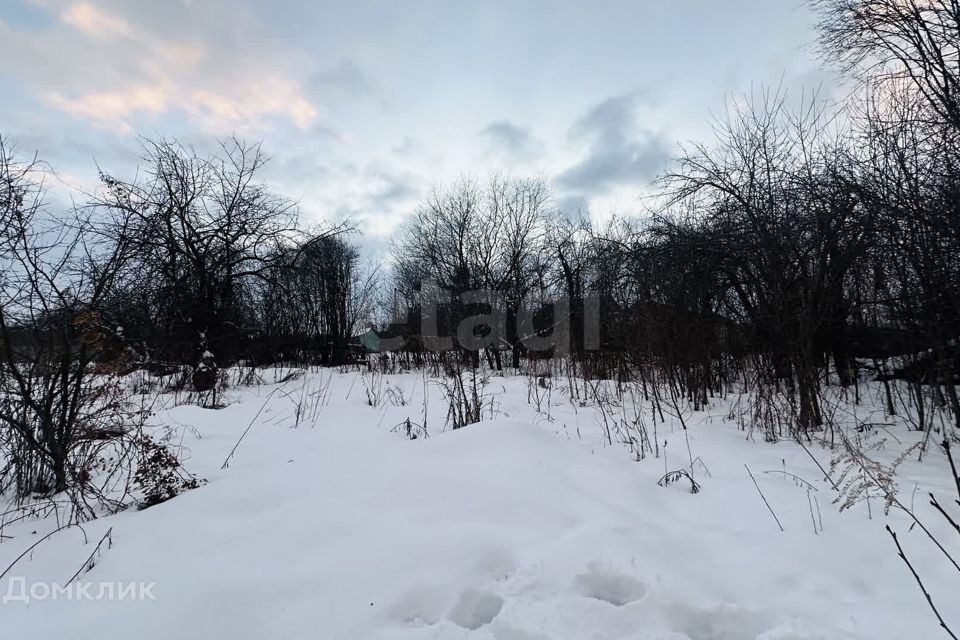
[133,434,203,509]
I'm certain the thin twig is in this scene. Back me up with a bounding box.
[764,469,819,491]
[0,524,82,581]
[886,525,958,640]
[745,464,784,532]
[221,387,282,469]
[807,489,819,535]
[794,436,839,490]
[943,440,960,503]
[929,494,960,537]
[65,527,113,586]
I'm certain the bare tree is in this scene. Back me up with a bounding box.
[814,0,960,132]
[0,136,140,499]
[393,175,550,368]
[96,137,347,365]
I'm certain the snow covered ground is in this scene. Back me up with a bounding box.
[1,368,957,639]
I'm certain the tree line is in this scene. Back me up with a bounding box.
[388,0,960,438]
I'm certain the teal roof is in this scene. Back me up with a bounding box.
[354,329,381,352]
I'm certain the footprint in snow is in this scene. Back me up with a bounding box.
[662,601,779,640]
[493,627,550,640]
[447,588,505,630]
[384,584,448,627]
[572,563,648,607]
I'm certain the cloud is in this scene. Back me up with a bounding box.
[555,194,590,216]
[45,76,317,134]
[269,153,422,238]
[332,165,422,237]
[391,136,418,156]
[45,83,169,133]
[310,59,376,101]
[61,2,133,39]
[6,1,319,134]
[557,93,672,195]
[368,170,416,210]
[480,120,542,158]
[188,78,318,131]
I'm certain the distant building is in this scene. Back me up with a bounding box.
[354,328,382,353]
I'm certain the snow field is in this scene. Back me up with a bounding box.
[1,369,957,639]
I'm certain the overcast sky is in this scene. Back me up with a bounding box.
[1,0,840,248]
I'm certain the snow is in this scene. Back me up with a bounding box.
[1,369,957,639]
